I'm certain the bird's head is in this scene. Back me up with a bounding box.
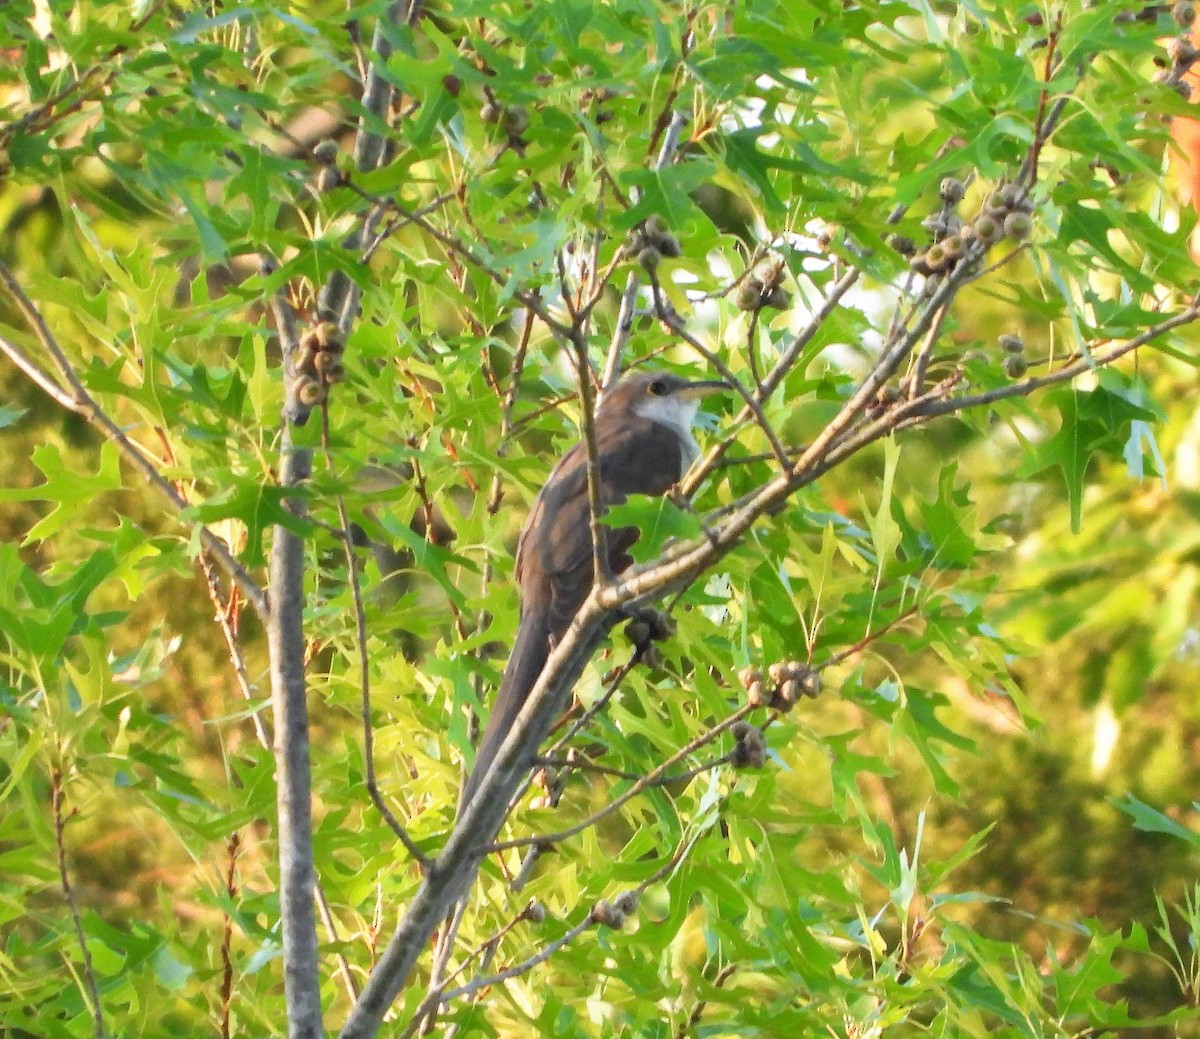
[599,371,726,432]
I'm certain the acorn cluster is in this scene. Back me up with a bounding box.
[627,214,682,273]
[481,99,530,139]
[312,138,342,194]
[290,320,346,408]
[998,332,1028,379]
[1155,9,1200,101]
[625,606,676,646]
[592,890,639,929]
[738,660,821,711]
[733,259,791,312]
[730,720,767,769]
[904,180,1034,276]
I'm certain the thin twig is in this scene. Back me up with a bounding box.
[905,300,952,399]
[679,265,862,496]
[571,335,610,589]
[315,883,361,1004]
[484,705,753,853]
[819,605,921,670]
[198,556,271,749]
[438,914,596,1002]
[652,290,791,470]
[52,766,107,1039]
[219,832,239,1039]
[321,409,430,865]
[674,963,737,1038]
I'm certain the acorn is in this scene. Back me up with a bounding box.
[998,333,1024,353]
[731,721,766,768]
[613,890,639,915]
[996,185,1020,208]
[797,669,822,699]
[645,214,669,238]
[763,285,790,310]
[323,362,346,384]
[480,101,502,124]
[773,680,798,710]
[312,138,339,164]
[657,234,683,258]
[626,618,651,646]
[591,900,626,929]
[637,245,662,272]
[984,192,1009,217]
[767,662,787,685]
[942,234,965,259]
[1002,354,1028,379]
[739,666,764,690]
[313,321,341,350]
[316,167,340,193]
[295,378,325,406]
[1004,211,1033,241]
[646,610,676,641]
[971,214,1001,245]
[746,680,768,707]
[442,74,461,96]
[503,105,530,136]
[1168,37,1200,65]
[734,278,764,310]
[1175,1,1196,28]
[887,234,916,257]
[523,901,547,924]
[939,177,966,205]
[924,243,948,271]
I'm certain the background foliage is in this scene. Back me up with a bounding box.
[2,0,1200,1036]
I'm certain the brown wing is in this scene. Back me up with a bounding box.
[515,417,684,637]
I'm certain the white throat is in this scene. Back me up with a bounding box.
[633,395,702,472]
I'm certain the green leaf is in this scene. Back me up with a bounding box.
[186,482,311,567]
[1111,793,1200,850]
[601,496,703,563]
[1017,388,1153,533]
[0,442,123,542]
[0,404,28,428]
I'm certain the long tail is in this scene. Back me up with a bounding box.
[461,600,552,806]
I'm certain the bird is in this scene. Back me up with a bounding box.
[461,370,726,805]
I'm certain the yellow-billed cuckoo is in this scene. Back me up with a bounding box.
[462,370,725,804]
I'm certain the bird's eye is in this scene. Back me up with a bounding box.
[648,380,667,396]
